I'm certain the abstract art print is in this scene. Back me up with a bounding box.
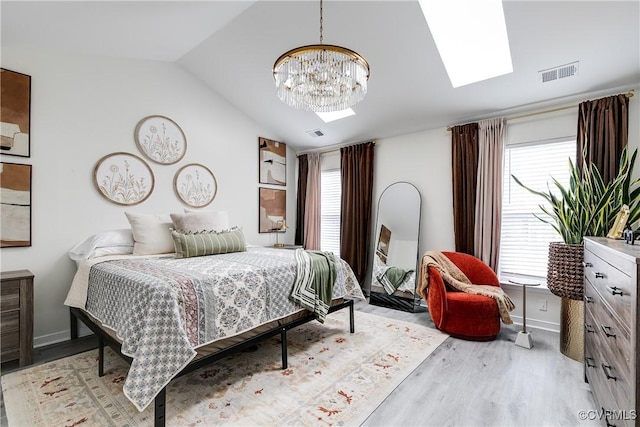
[94,152,154,206]
[174,163,217,208]
[259,137,286,185]
[135,115,187,165]
[259,187,286,233]
[0,162,32,247]
[0,69,31,157]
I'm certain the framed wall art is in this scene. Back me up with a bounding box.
[0,69,31,157]
[259,187,286,233]
[1,162,32,247]
[259,137,286,185]
[174,163,218,208]
[134,115,186,165]
[94,152,154,206]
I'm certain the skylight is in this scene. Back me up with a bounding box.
[316,108,355,123]
[418,0,513,88]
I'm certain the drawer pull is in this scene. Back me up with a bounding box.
[593,272,606,279]
[601,364,618,381]
[601,325,616,338]
[584,295,594,304]
[606,286,624,296]
[583,261,593,268]
[585,357,596,368]
[584,324,595,333]
[602,408,617,427]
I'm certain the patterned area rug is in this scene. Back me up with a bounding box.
[2,309,447,426]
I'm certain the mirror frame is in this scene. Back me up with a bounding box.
[369,181,422,311]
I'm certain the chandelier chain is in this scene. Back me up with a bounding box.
[319,0,323,44]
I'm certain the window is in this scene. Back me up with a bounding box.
[499,138,576,279]
[321,169,341,255]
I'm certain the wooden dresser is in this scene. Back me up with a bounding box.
[583,237,638,426]
[0,269,34,366]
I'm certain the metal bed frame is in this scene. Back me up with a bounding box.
[70,298,355,427]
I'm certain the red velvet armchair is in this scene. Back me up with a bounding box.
[426,252,502,341]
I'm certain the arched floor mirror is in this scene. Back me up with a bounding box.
[369,181,422,312]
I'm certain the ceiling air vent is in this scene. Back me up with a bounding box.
[306,129,324,138]
[539,61,579,83]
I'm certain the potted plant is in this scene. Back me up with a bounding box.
[512,146,640,360]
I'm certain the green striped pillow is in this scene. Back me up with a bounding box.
[171,227,247,258]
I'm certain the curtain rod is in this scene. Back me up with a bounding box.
[297,140,376,157]
[446,90,635,131]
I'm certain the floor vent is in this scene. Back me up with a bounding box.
[306,129,324,137]
[539,61,579,83]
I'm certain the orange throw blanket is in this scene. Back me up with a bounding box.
[418,251,514,324]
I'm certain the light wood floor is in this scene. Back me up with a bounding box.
[1,301,598,427]
[357,301,598,427]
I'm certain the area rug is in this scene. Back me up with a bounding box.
[2,309,447,426]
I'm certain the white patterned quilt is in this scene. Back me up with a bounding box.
[65,247,364,411]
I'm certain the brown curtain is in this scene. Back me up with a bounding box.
[295,154,308,246]
[577,94,629,184]
[304,153,321,250]
[452,123,479,255]
[340,142,375,285]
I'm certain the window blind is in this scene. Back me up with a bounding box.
[321,169,341,255]
[499,139,576,279]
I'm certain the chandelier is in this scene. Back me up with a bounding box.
[272,0,370,113]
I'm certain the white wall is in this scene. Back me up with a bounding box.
[0,47,296,346]
[372,89,639,332]
[374,127,456,255]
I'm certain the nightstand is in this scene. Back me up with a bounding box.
[1,269,34,366]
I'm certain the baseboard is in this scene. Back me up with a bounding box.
[509,314,560,333]
[34,324,94,348]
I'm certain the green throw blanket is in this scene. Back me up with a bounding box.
[378,266,414,294]
[289,249,337,323]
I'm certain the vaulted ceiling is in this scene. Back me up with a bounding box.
[2,1,639,151]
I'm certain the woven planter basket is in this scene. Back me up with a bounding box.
[546,242,584,300]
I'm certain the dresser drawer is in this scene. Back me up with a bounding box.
[584,360,625,427]
[585,290,633,412]
[584,249,633,328]
[584,310,605,389]
[0,279,20,312]
[0,270,34,366]
[1,310,20,362]
[585,281,632,378]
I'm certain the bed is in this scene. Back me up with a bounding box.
[64,219,364,427]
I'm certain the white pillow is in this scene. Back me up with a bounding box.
[125,212,175,255]
[69,229,134,262]
[172,210,229,232]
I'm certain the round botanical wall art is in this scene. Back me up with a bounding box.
[134,115,187,165]
[94,152,154,206]
[174,163,217,207]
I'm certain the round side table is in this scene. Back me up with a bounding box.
[509,280,541,349]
